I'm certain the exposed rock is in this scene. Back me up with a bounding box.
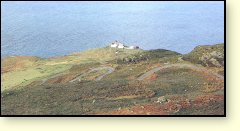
[183,44,224,67]
[200,51,224,67]
[156,96,167,103]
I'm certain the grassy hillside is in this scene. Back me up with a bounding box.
[1,44,225,115]
[1,47,143,91]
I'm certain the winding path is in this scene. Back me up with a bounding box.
[69,66,115,82]
[137,63,224,81]
[39,64,223,84]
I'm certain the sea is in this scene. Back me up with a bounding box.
[1,1,224,58]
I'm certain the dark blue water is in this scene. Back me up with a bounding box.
[1,1,224,58]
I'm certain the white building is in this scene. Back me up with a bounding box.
[118,43,125,48]
[110,41,139,50]
[110,43,118,48]
[110,41,126,48]
[127,46,135,49]
[126,45,139,50]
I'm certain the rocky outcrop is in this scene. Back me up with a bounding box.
[200,51,224,67]
[183,44,224,67]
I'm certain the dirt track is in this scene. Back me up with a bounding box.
[69,66,115,82]
[40,63,223,84]
[137,63,224,81]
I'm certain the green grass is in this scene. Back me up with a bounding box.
[1,64,72,91]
